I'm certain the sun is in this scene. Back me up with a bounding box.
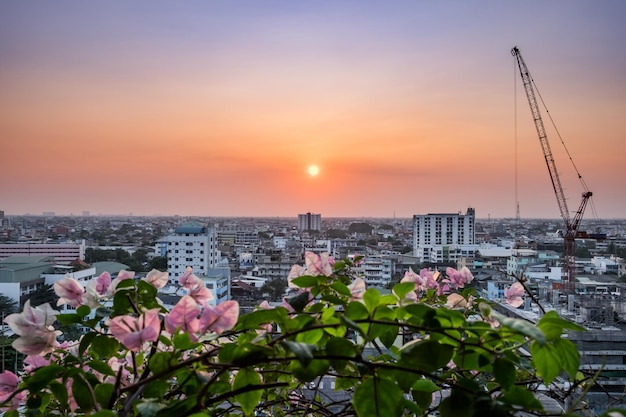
[307,164,320,177]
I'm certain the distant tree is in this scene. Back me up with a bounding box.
[149,256,168,271]
[262,278,287,301]
[0,295,18,318]
[348,222,374,235]
[378,224,394,231]
[325,229,347,239]
[22,284,57,308]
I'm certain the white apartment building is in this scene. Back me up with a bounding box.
[352,254,392,287]
[298,212,321,232]
[0,240,86,264]
[412,208,476,263]
[164,222,221,285]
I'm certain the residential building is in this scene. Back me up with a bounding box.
[412,208,476,263]
[298,212,321,232]
[164,222,221,285]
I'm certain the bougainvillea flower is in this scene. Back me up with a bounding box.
[287,264,306,289]
[0,370,25,410]
[54,277,85,307]
[304,251,334,276]
[143,269,169,289]
[4,301,60,356]
[165,295,201,336]
[401,268,426,289]
[23,355,50,374]
[445,267,474,289]
[179,267,200,289]
[198,300,239,334]
[504,282,525,308]
[189,284,214,304]
[445,293,474,309]
[348,278,366,300]
[95,271,112,295]
[107,308,161,352]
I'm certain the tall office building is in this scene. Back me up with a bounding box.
[412,208,476,263]
[165,222,221,285]
[298,212,322,231]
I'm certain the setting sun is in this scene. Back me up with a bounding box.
[307,165,320,177]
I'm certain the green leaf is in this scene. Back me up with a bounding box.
[493,357,516,389]
[412,378,440,393]
[325,337,356,372]
[492,311,546,345]
[283,340,317,366]
[56,313,83,325]
[26,365,65,391]
[72,376,94,411]
[236,308,287,331]
[173,332,198,350]
[353,377,404,417]
[537,311,584,341]
[363,288,381,313]
[503,386,543,410]
[79,331,98,357]
[295,327,324,344]
[135,399,167,417]
[233,368,263,416]
[86,360,115,377]
[49,381,69,408]
[91,335,120,358]
[94,383,115,409]
[286,291,311,312]
[76,304,91,317]
[554,338,580,378]
[530,341,562,385]
[392,282,416,299]
[289,358,330,382]
[330,281,352,296]
[149,352,175,374]
[291,275,319,289]
[439,389,473,417]
[400,340,454,373]
[91,411,119,417]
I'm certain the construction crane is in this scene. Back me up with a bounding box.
[511,46,592,293]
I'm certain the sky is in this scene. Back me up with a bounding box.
[1,1,625,220]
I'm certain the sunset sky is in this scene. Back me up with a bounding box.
[1,1,625,219]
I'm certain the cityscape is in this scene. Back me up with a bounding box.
[2,207,626,413]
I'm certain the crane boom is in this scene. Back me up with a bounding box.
[511,46,592,291]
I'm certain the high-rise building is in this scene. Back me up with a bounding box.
[412,208,476,263]
[298,212,321,231]
[164,222,220,285]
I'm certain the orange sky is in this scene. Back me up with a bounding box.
[1,1,625,219]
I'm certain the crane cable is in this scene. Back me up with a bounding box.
[527,74,599,220]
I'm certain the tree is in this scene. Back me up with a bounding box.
[348,222,374,234]
[262,278,286,301]
[21,284,57,308]
[0,295,18,319]
[149,256,168,271]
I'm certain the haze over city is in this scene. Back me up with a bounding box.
[1,1,625,219]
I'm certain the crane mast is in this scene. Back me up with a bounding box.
[511,46,592,292]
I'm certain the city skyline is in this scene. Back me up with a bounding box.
[2,1,625,219]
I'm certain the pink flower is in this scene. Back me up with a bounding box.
[445,293,473,309]
[287,264,306,289]
[23,355,50,374]
[107,308,161,352]
[178,268,214,303]
[165,296,201,337]
[95,271,112,295]
[143,269,169,289]
[4,300,60,356]
[504,282,525,308]
[0,371,25,410]
[401,268,426,289]
[198,300,239,334]
[54,277,85,307]
[445,267,474,289]
[304,252,334,276]
[348,278,366,300]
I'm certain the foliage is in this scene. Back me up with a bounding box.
[348,222,374,235]
[21,284,57,309]
[1,253,623,416]
[0,295,18,318]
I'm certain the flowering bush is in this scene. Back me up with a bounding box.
[1,252,623,416]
